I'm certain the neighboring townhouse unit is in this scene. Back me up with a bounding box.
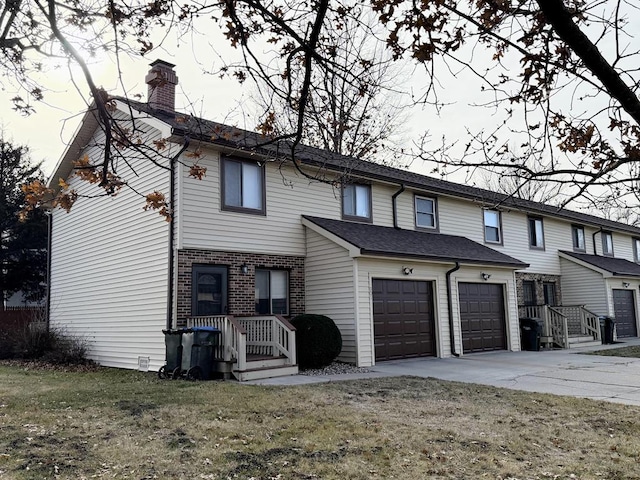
[47,61,640,379]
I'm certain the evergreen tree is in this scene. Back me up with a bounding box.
[0,139,47,305]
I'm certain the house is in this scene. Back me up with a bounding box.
[46,60,640,380]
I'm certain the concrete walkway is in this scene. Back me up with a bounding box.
[247,339,640,406]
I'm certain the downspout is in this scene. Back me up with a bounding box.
[392,184,405,230]
[166,136,190,330]
[592,227,603,255]
[446,262,461,357]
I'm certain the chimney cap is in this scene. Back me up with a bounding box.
[150,59,175,69]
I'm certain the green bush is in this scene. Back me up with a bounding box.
[291,314,342,369]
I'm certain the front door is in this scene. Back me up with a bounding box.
[192,265,228,316]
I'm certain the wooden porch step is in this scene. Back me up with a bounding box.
[233,364,299,382]
[568,335,601,349]
[246,357,289,369]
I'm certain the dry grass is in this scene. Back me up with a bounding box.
[1,364,640,479]
[587,345,640,358]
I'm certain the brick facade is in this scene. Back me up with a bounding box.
[515,272,562,306]
[176,249,305,326]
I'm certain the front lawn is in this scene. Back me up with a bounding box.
[587,345,640,358]
[1,363,639,479]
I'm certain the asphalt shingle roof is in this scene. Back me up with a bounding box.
[559,251,640,277]
[117,98,640,237]
[303,216,528,268]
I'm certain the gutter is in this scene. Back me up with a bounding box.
[592,227,603,255]
[166,136,190,330]
[392,184,405,230]
[446,262,461,357]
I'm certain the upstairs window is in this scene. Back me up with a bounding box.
[572,225,585,252]
[483,209,502,244]
[634,238,640,263]
[602,231,614,256]
[415,196,438,229]
[342,184,372,222]
[528,217,545,249]
[255,269,288,315]
[222,156,265,214]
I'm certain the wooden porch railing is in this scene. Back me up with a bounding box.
[188,315,247,371]
[187,315,296,371]
[236,316,297,366]
[518,304,601,348]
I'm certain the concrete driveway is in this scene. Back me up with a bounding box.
[249,339,640,406]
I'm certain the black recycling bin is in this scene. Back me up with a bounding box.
[187,326,221,380]
[520,317,541,351]
[599,316,616,344]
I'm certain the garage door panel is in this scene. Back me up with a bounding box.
[613,289,638,338]
[373,279,436,361]
[459,282,507,354]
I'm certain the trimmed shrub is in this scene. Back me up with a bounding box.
[291,314,342,369]
[6,325,92,366]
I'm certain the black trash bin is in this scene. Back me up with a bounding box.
[160,329,186,379]
[187,326,221,380]
[600,316,615,344]
[520,317,541,351]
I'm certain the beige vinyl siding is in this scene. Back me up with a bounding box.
[49,120,171,371]
[181,152,344,254]
[304,228,358,364]
[559,258,608,314]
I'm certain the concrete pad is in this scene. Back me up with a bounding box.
[246,339,640,405]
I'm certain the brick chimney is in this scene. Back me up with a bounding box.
[145,59,178,112]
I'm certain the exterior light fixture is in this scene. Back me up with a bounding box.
[241,264,249,275]
[481,272,491,281]
[402,267,413,276]
[623,281,631,288]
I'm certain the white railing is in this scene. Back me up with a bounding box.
[236,315,297,366]
[519,304,601,348]
[188,315,247,371]
[554,305,601,342]
[547,307,569,349]
[187,314,296,371]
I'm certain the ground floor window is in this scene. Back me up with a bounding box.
[255,269,288,315]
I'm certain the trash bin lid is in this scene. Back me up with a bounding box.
[191,326,220,332]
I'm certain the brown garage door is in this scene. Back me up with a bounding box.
[459,282,507,353]
[372,279,436,361]
[613,289,638,338]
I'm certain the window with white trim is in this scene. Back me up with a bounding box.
[483,209,502,243]
[415,196,437,229]
[255,269,288,315]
